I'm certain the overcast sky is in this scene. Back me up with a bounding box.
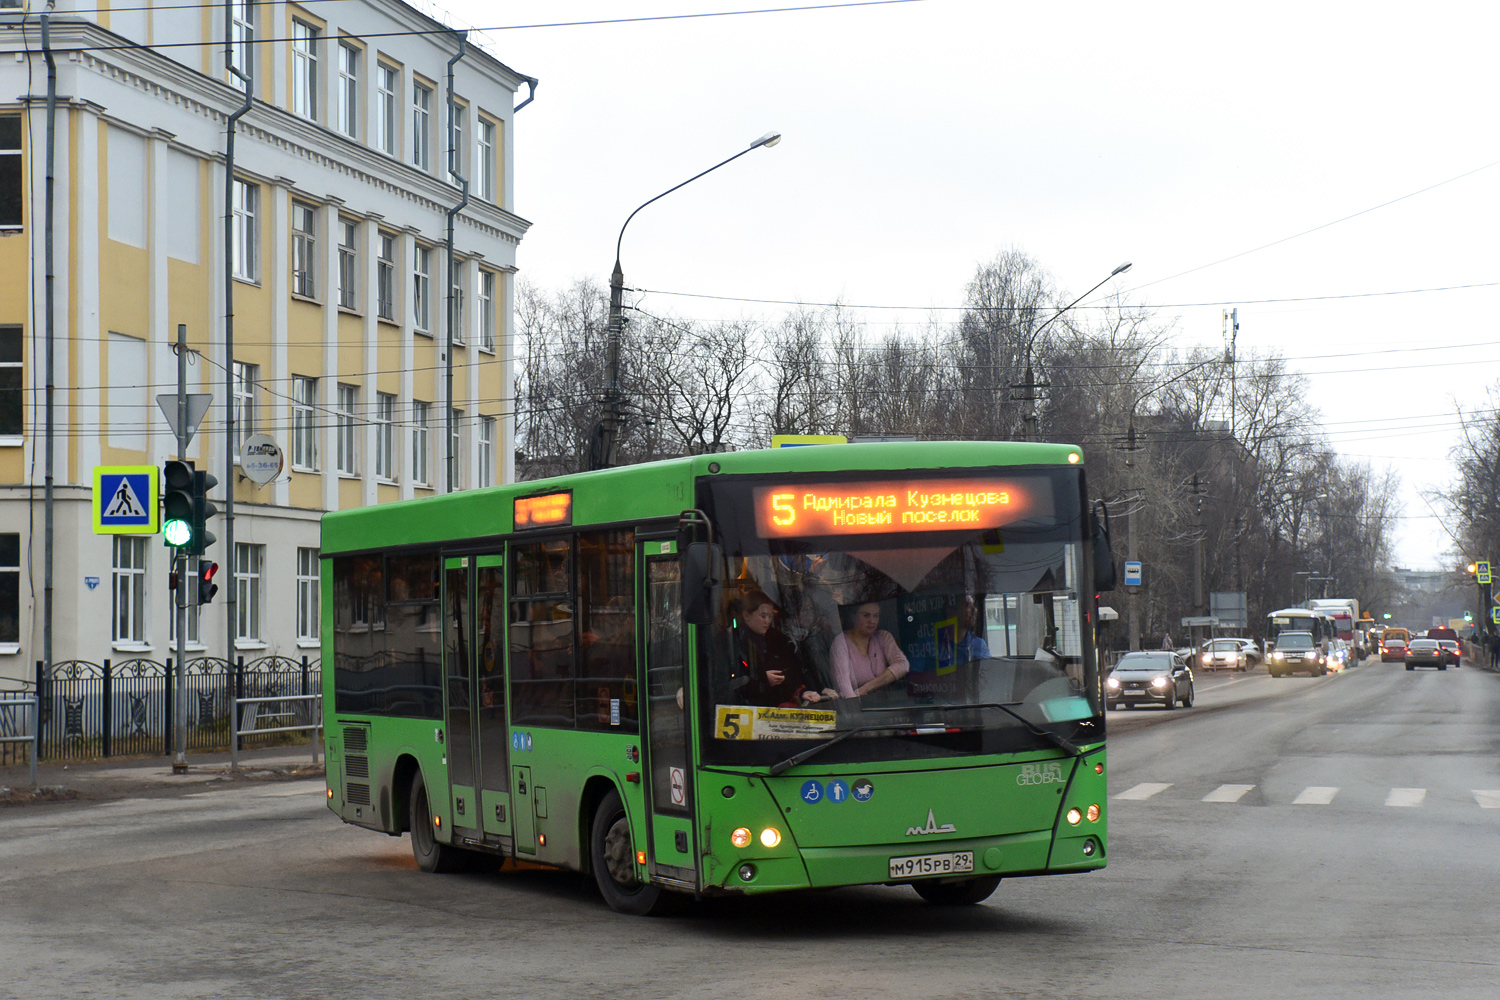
[447,0,1500,570]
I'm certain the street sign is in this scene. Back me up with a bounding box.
[1478,561,1491,585]
[1123,561,1142,586]
[156,393,213,446]
[1181,616,1219,627]
[1491,606,1499,624]
[240,433,284,485]
[771,434,847,448]
[93,466,160,534]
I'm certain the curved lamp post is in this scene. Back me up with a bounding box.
[589,131,782,470]
[1020,261,1133,442]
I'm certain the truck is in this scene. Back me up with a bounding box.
[1309,599,1362,658]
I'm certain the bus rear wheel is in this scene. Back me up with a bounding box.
[409,771,467,873]
[913,875,1001,905]
[590,789,678,916]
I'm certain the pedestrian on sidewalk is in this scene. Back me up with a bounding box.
[1488,630,1500,669]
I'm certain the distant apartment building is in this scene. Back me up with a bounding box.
[0,1,533,682]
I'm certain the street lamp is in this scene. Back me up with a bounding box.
[589,131,782,470]
[1020,261,1132,441]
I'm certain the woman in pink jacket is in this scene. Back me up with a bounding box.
[829,602,910,699]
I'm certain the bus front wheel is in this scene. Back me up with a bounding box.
[409,771,467,874]
[590,789,679,916]
[913,875,1001,905]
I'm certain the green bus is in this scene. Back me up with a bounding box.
[321,441,1116,913]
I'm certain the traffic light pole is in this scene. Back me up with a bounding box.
[173,324,189,774]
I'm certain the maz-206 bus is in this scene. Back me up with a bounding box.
[321,441,1117,914]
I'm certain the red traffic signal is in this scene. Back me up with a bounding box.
[197,560,220,605]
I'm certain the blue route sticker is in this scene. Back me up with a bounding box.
[800,780,824,804]
[851,778,874,802]
[827,779,849,804]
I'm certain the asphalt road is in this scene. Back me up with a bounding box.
[1,657,1496,1000]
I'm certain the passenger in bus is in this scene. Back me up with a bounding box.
[830,601,911,698]
[955,594,991,662]
[727,591,837,708]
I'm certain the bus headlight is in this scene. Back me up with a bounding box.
[760,827,782,848]
[731,828,751,848]
[1066,808,1082,825]
[1086,804,1100,822]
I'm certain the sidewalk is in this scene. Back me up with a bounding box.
[1,745,325,807]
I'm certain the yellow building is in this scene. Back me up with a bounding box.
[0,1,532,680]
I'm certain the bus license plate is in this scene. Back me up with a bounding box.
[889,851,974,879]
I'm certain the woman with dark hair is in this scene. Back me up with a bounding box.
[730,590,837,707]
[830,601,910,699]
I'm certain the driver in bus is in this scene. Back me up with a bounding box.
[724,590,837,708]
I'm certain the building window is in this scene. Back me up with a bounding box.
[476,117,495,203]
[235,543,264,642]
[229,1,254,91]
[231,179,258,281]
[338,218,358,309]
[0,116,17,229]
[169,599,200,646]
[375,63,398,156]
[336,383,359,475]
[450,261,465,345]
[298,548,321,642]
[478,271,495,352]
[112,536,147,644]
[375,392,396,481]
[233,361,258,460]
[292,201,317,298]
[448,101,466,184]
[412,80,432,171]
[291,376,318,471]
[293,20,320,121]
[478,416,494,488]
[376,231,396,321]
[450,408,465,490]
[412,400,431,486]
[0,326,21,436]
[337,42,359,138]
[0,533,19,644]
[413,244,431,333]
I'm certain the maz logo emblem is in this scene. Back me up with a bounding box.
[906,809,957,836]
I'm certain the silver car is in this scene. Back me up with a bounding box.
[1199,638,1249,672]
[1106,651,1195,710]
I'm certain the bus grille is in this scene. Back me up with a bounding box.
[347,782,371,806]
[343,725,371,807]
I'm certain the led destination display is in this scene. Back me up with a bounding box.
[752,478,1037,538]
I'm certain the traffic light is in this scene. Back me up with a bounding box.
[162,460,195,549]
[190,470,219,557]
[197,560,220,605]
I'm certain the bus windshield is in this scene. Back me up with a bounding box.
[697,467,1099,767]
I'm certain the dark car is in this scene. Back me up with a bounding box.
[1404,638,1446,671]
[1268,631,1327,677]
[1105,651,1195,710]
[1437,639,1461,668]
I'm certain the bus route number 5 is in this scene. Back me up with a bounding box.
[718,707,754,740]
[771,493,796,527]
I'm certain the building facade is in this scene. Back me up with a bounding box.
[0,1,532,683]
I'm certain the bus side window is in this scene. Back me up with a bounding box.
[577,530,637,732]
[510,539,576,728]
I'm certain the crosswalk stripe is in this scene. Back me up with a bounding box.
[1475,790,1500,809]
[1385,787,1426,807]
[1203,784,1255,803]
[1293,786,1339,805]
[1114,782,1172,800]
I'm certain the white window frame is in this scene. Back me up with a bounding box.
[375,391,397,482]
[292,201,317,299]
[0,533,19,647]
[235,543,264,643]
[169,599,201,646]
[476,117,495,202]
[448,101,466,185]
[412,400,431,487]
[297,548,321,642]
[231,179,258,282]
[229,0,255,92]
[375,63,398,156]
[337,41,359,138]
[376,231,396,321]
[0,325,24,436]
[112,536,147,645]
[337,218,358,310]
[291,375,318,471]
[413,244,431,333]
[233,361,258,461]
[478,416,494,488]
[450,260,465,346]
[450,408,465,491]
[293,19,320,122]
[478,270,495,352]
[336,383,359,475]
[412,80,433,171]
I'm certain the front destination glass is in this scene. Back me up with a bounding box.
[699,467,1100,767]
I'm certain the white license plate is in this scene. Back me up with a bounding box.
[889,851,975,879]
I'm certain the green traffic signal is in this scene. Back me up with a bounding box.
[163,518,192,546]
[162,460,196,550]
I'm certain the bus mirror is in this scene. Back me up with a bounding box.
[682,542,722,626]
[1092,501,1117,592]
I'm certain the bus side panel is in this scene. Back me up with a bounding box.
[521,728,643,873]
[326,715,450,840]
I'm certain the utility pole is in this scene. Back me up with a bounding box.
[1191,471,1206,649]
[173,325,189,774]
[1122,416,1142,651]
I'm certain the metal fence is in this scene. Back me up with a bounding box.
[0,656,321,765]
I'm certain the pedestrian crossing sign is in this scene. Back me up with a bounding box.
[1478,561,1492,585]
[93,466,160,535]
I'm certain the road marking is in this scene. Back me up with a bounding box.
[1114,782,1172,800]
[1385,787,1426,807]
[1202,784,1254,803]
[1293,786,1339,805]
[1474,790,1500,809]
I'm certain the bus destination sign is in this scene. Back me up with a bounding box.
[753,478,1035,538]
[514,491,572,529]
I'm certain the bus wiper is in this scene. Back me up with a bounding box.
[767,723,913,776]
[914,702,1086,757]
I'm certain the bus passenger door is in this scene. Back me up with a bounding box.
[638,539,699,889]
[442,557,479,836]
[472,556,512,845]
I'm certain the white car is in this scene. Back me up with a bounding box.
[1199,638,1249,671]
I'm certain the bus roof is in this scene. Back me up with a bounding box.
[320,440,1085,556]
